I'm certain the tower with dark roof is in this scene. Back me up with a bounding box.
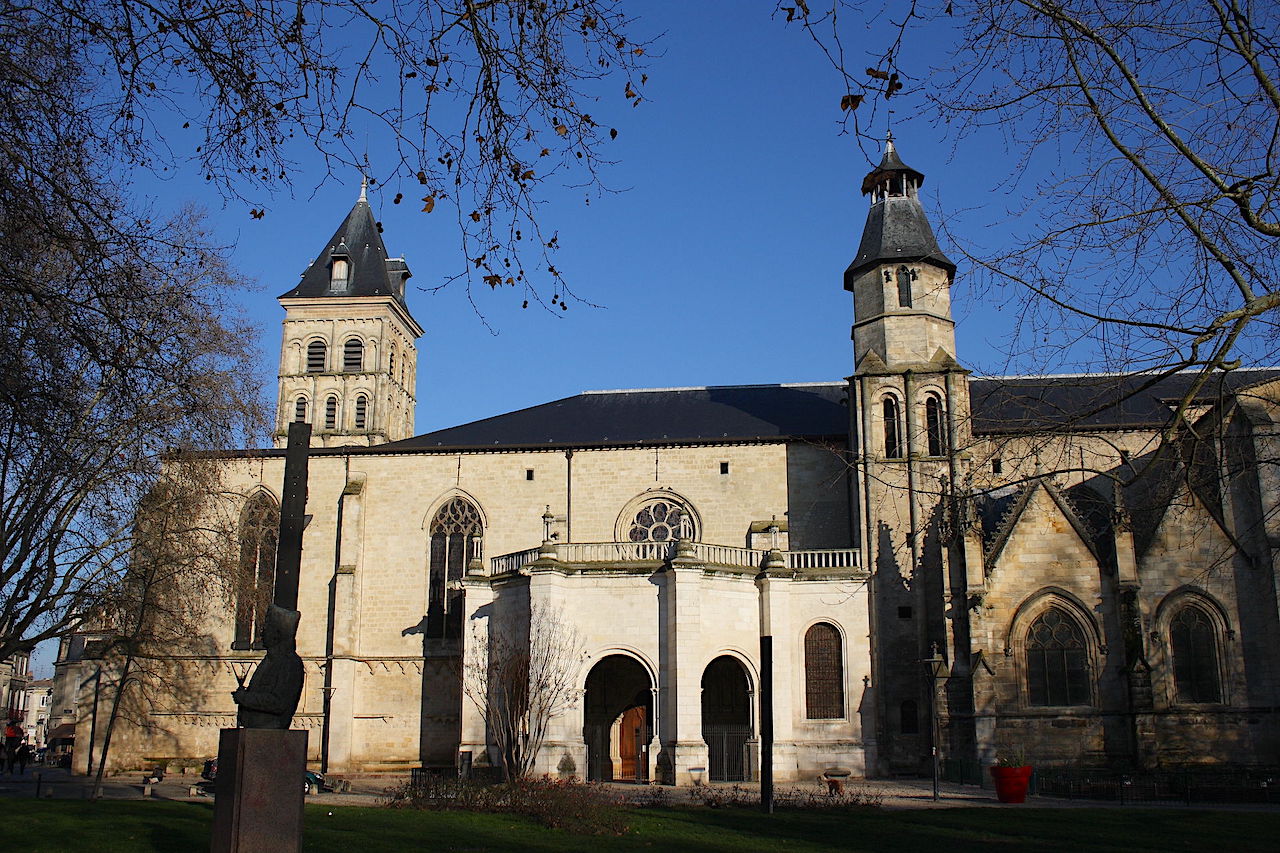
[845,135,958,371]
[275,181,424,448]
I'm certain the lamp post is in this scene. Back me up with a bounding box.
[922,644,949,802]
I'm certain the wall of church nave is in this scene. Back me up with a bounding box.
[784,443,853,549]
[966,431,1158,493]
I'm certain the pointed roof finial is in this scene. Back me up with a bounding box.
[358,175,368,204]
[885,128,895,153]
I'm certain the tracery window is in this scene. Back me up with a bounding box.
[306,340,326,373]
[1025,607,1091,706]
[343,338,364,372]
[428,498,483,638]
[925,394,946,456]
[882,397,903,459]
[804,622,844,719]
[354,394,369,430]
[896,265,913,308]
[234,493,279,649]
[1170,605,1221,704]
[324,395,338,430]
[627,499,693,542]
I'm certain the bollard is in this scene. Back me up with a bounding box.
[34,772,41,799]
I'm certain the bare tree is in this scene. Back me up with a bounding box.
[463,602,583,780]
[11,0,651,307]
[86,457,247,796]
[783,1,1280,424]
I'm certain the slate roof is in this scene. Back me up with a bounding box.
[377,368,1280,453]
[279,193,412,305]
[845,140,954,282]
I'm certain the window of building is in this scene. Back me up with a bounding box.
[993,458,1003,474]
[331,257,349,287]
[306,340,326,373]
[900,699,919,734]
[896,265,913,308]
[343,338,364,372]
[882,397,903,459]
[1025,607,1091,706]
[324,396,338,430]
[720,461,730,475]
[354,394,369,430]
[628,498,693,542]
[1170,605,1222,704]
[428,498,483,638]
[389,350,396,380]
[803,622,844,712]
[804,622,844,719]
[293,397,307,423]
[925,394,946,456]
[525,469,534,481]
[234,493,279,649]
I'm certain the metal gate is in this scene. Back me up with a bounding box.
[704,725,751,782]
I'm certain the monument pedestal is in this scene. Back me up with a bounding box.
[211,728,308,853]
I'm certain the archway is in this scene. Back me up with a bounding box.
[701,656,752,782]
[583,655,653,782]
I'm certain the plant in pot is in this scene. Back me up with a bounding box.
[989,750,1033,804]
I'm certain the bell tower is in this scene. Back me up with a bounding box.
[845,134,958,372]
[275,181,424,448]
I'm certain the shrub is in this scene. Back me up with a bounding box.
[684,783,884,810]
[382,775,630,836]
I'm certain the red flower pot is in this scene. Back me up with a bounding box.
[989,765,1033,803]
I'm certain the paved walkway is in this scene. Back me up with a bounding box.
[3,767,1279,813]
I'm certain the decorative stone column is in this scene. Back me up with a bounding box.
[660,538,709,785]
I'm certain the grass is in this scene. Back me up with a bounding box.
[11,799,1280,852]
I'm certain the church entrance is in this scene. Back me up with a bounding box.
[702,656,752,782]
[583,655,652,782]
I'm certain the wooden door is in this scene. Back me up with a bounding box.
[618,705,647,781]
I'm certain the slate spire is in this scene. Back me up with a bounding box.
[279,181,412,303]
[844,134,954,289]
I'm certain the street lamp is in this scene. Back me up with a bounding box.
[922,644,950,802]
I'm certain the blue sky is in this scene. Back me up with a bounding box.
[129,2,1032,438]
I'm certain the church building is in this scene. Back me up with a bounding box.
[78,140,1280,781]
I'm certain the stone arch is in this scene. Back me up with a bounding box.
[701,653,754,782]
[422,492,485,639]
[1006,588,1102,708]
[614,489,702,543]
[1153,587,1231,706]
[879,391,904,458]
[582,652,655,782]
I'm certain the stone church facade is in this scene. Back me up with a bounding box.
[77,140,1280,780]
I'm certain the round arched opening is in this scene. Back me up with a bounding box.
[583,655,653,782]
[701,655,752,782]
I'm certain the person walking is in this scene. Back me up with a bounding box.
[15,742,31,775]
[2,721,21,774]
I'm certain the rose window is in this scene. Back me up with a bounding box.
[628,499,692,542]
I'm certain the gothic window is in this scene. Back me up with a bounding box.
[428,498,483,638]
[293,397,307,423]
[925,394,946,456]
[1170,605,1222,704]
[331,257,349,286]
[804,622,844,719]
[900,700,919,734]
[896,265,913,308]
[627,498,693,542]
[389,350,397,381]
[306,340,326,373]
[354,394,369,430]
[343,338,364,372]
[324,395,338,430]
[1025,607,1091,706]
[882,396,903,459]
[234,494,279,649]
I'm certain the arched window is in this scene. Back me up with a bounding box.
[900,700,919,734]
[331,257,349,287]
[804,622,844,719]
[627,498,693,542]
[896,265,913,308]
[234,494,279,649]
[293,397,308,423]
[1170,605,1221,704]
[882,397,903,459]
[306,340,327,373]
[324,395,338,430]
[925,394,946,456]
[389,350,396,381]
[354,394,369,430]
[343,338,364,372]
[428,498,483,638]
[1025,607,1090,706]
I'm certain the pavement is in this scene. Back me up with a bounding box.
[3,766,1279,813]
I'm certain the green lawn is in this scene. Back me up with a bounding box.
[13,800,1280,852]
